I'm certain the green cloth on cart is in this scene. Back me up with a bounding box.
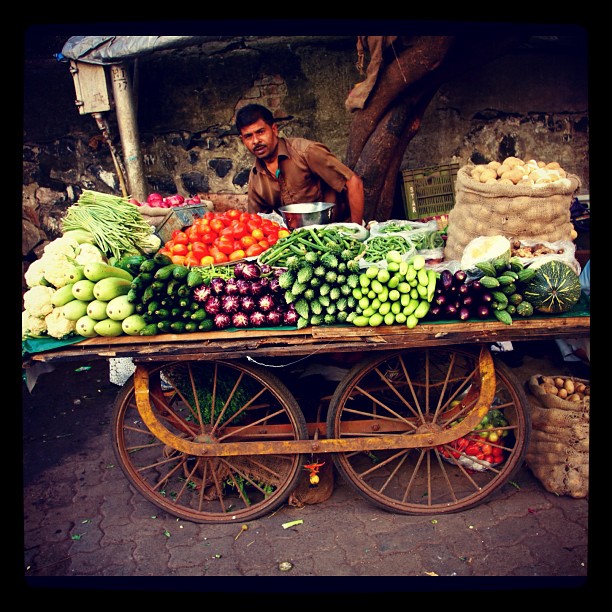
[22,335,85,357]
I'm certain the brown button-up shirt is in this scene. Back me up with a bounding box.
[247,137,354,221]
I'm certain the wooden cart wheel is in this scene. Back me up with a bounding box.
[326,346,531,515]
[112,360,307,524]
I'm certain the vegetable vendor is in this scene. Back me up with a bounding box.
[236,104,365,225]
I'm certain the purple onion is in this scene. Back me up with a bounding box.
[231,312,250,328]
[242,263,262,281]
[224,277,240,295]
[258,294,275,312]
[204,295,221,315]
[266,310,283,326]
[249,311,266,327]
[221,294,240,314]
[283,309,299,326]
[193,285,211,302]
[209,277,226,295]
[240,295,256,313]
[213,312,231,329]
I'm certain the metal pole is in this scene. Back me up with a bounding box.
[110,62,147,202]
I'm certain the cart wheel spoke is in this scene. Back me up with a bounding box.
[112,360,307,524]
[327,346,530,515]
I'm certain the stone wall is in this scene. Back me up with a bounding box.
[22,32,589,272]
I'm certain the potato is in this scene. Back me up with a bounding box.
[557,388,568,399]
[575,382,586,394]
[554,377,565,388]
[487,161,501,169]
[479,168,498,183]
[567,393,582,402]
[541,376,555,386]
[542,383,558,395]
[496,163,510,177]
[498,178,514,185]
[545,161,561,170]
[503,156,524,169]
[564,379,575,394]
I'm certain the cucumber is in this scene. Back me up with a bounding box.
[479,275,501,289]
[87,299,110,320]
[517,267,536,283]
[172,265,189,280]
[72,279,96,301]
[93,277,132,301]
[75,315,99,338]
[139,259,158,273]
[169,321,187,333]
[115,255,147,275]
[497,275,516,286]
[84,262,133,282]
[493,309,513,325]
[51,283,76,307]
[62,299,89,321]
[197,319,214,332]
[121,313,148,335]
[186,268,204,288]
[475,261,497,277]
[106,294,136,321]
[153,252,173,266]
[139,323,159,336]
[93,318,124,337]
[154,264,179,280]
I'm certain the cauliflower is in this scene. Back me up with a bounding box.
[40,252,81,288]
[43,235,80,259]
[75,242,106,265]
[24,258,48,288]
[44,308,77,339]
[22,310,47,339]
[23,285,55,318]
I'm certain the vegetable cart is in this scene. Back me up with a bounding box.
[23,312,589,524]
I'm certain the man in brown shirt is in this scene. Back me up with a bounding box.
[236,104,364,225]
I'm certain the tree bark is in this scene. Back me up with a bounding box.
[346,32,528,221]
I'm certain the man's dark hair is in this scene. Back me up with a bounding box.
[235,104,274,132]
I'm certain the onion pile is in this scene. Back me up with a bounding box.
[192,262,298,330]
[427,269,494,321]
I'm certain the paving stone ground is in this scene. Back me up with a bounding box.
[20,342,596,595]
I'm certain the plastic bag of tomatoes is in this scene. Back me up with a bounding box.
[157,210,291,267]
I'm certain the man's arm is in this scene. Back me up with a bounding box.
[345,173,365,225]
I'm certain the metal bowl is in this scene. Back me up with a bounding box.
[279,202,336,229]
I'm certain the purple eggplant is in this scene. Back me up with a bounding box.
[209,277,226,295]
[429,305,442,318]
[476,305,490,319]
[258,294,275,312]
[458,307,470,321]
[458,283,469,296]
[283,309,299,326]
[470,280,482,292]
[233,262,246,278]
[235,278,251,295]
[441,269,454,291]
[266,310,283,326]
[249,311,267,327]
[445,303,458,317]
[462,295,474,308]
[193,284,211,302]
[454,269,467,285]
[221,294,240,314]
[240,295,256,313]
[224,277,240,295]
[241,263,262,281]
[435,294,447,307]
[481,292,493,304]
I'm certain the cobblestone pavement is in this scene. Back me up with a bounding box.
[20,342,595,595]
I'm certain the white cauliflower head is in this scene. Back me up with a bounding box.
[43,236,80,259]
[23,285,55,318]
[22,310,47,339]
[24,258,47,288]
[44,308,77,339]
[75,242,106,265]
[40,252,81,288]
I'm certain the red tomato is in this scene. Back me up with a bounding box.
[172,231,189,245]
[200,230,218,245]
[210,218,225,233]
[258,239,270,250]
[229,249,246,261]
[480,444,493,456]
[225,209,241,221]
[266,232,279,246]
[163,239,175,250]
[465,444,480,457]
[492,446,504,457]
[190,242,208,259]
[251,228,265,241]
[232,222,247,239]
[186,225,201,242]
[171,243,189,256]
[220,226,235,238]
[184,251,201,267]
[245,243,264,258]
[212,251,229,264]
[247,218,262,231]
[216,237,235,255]
[171,254,186,265]
[484,454,496,464]
[240,235,257,249]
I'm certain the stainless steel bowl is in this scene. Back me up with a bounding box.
[279,202,336,229]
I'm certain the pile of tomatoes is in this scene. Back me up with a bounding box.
[157,209,291,266]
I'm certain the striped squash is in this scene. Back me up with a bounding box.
[523,260,581,314]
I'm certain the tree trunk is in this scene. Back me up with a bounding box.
[346,32,528,221]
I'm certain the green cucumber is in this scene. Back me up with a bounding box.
[493,309,513,325]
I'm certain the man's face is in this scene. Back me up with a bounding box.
[239,118,279,161]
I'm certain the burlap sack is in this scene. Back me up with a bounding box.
[525,379,590,499]
[527,375,590,412]
[444,164,581,261]
[288,460,335,507]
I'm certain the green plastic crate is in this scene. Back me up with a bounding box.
[400,163,459,220]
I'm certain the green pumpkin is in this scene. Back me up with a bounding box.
[523,260,581,314]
